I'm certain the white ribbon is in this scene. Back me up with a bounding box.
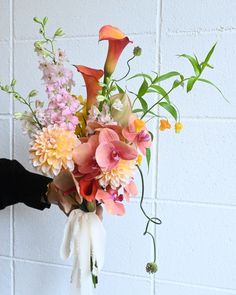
[60,209,106,295]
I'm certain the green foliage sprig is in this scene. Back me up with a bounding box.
[0,79,42,129]
[123,43,227,122]
[33,16,64,63]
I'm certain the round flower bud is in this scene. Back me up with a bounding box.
[146,262,158,274]
[133,46,142,57]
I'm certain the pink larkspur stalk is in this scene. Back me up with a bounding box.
[39,50,80,131]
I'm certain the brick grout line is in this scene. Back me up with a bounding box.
[0,114,12,118]
[13,31,156,42]
[129,195,236,209]
[119,194,236,209]
[9,0,15,294]
[156,278,236,294]
[156,198,236,209]
[1,254,236,294]
[0,255,151,280]
[2,114,236,121]
[166,27,236,36]
[153,0,163,294]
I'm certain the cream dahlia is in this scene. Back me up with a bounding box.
[96,159,136,190]
[29,125,80,177]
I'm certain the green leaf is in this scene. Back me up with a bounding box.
[33,17,41,24]
[28,89,38,97]
[172,79,184,89]
[146,148,151,172]
[198,78,229,102]
[179,54,201,76]
[159,102,178,120]
[11,79,16,87]
[115,83,125,93]
[201,43,217,72]
[138,79,149,97]
[127,73,152,82]
[132,108,143,113]
[137,96,148,112]
[153,71,181,84]
[149,85,170,103]
[186,77,197,92]
[54,28,64,37]
[43,16,48,26]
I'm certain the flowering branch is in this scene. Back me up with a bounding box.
[0,80,43,130]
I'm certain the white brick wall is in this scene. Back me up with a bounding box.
[0,1,236,294]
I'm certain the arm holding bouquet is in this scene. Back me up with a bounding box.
[0,16,226,294]
[0,158,92,216]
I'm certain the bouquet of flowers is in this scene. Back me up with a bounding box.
[0,16,225,295]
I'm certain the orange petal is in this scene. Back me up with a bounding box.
[99,25,126,41]
[79,177,98,202]
[75,65,104,110]
[99,25,132,76]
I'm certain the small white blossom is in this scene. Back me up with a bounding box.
[112,98,123,111]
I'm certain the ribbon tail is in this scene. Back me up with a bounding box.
[60,209,106,295]
[89,213,106,276]
[60,211,77,260]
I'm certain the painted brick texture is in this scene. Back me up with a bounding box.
[0,1,236,295]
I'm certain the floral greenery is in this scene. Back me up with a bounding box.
[0,17,226,275]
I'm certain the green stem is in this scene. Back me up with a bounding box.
[136,165,161,263]
[140,87,174,120]
[5,88,43,130]
[140,77,190,120]
[113,55,135,83]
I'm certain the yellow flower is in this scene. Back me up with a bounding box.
[29,125,80,177]
[159,119,171,131]
[175,122,183,133]
[134,119,145,132]
[74,95,87,136]
[136,154,143,166]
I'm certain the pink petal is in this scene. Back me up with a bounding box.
[88,134,99,154]
[95,143,117,170]
[104,199,125,216]
[73,143,93,166]
[112,141,137,160]
[124,181,138,201]
[95,189,111,202]
[128,114,137,132]
[99,128,119,144]
[138,141,151,156]
[122,127,137,142]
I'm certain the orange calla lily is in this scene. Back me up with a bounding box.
[79,177,99,202]
[99,25,132,76]
[75,65,103,110]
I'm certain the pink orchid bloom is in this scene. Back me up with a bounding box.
[124,180,138,201]
[87,121,125,139]
[96,188,125,216]
[122,115,151,156]
[95,128,137,171]
[72,134,100,174]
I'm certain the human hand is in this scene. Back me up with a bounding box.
[47,170,104,220]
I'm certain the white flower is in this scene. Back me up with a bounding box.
[112,98,123,111]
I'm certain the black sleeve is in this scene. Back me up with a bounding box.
[0,158,52,210]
